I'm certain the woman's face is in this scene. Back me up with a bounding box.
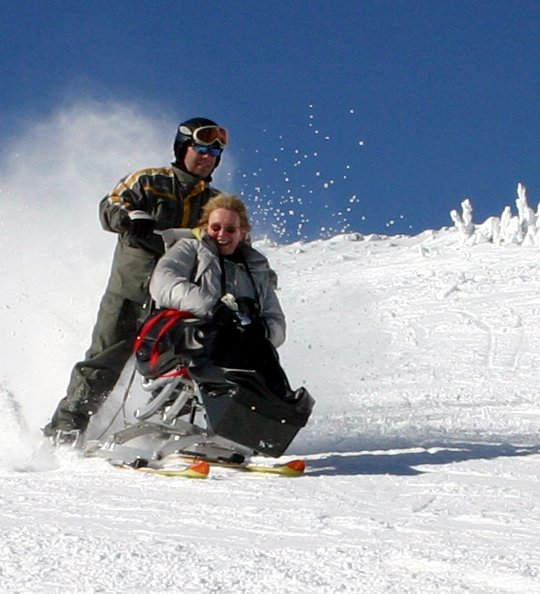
[207,208,246,255]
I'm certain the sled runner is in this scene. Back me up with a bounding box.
[86,310,314,469]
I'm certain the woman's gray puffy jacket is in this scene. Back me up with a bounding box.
[149,232,286,348]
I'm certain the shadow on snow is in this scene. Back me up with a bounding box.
[304,442,540,476]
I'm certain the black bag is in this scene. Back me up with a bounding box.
[200,369,315,457]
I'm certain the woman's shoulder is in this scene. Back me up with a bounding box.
[160,228,196,250]
[160,235,201,264]
[162,231,218,267]
[239,242,270,266]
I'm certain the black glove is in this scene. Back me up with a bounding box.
[236,297,260,322]
[212,302,240,328]
[244,318,268,341]
[130,218,155,239]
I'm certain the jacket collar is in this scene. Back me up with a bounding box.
[171,163,213,186]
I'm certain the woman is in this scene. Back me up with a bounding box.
[149,193,291,398]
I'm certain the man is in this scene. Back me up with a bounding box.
[44,117,228,443]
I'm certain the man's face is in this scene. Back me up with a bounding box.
[183,144,218,179]
[207,208,245,256]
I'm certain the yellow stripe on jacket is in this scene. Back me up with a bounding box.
[181,180,206,227]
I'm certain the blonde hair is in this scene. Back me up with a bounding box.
[198,193,252,232]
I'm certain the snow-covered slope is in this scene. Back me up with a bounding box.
[2,220,540,593]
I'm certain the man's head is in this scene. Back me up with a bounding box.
[173,117,228,179]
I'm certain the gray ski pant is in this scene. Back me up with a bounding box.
[49,291,144,432]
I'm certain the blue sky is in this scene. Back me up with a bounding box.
[2,1,539,240]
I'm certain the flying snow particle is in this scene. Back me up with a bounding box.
[358,140,365,146]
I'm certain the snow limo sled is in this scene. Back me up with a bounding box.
[86,312,315,473]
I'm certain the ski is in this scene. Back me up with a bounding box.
[114,460,210,479]
[245,459,306,476]
[109,453,305,478]
[171,455,306,477]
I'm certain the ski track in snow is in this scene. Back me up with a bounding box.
[2,228,540,593]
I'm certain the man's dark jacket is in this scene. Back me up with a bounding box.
[99,164,219,304]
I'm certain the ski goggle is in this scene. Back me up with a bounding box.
[209,223,241,233]
[179,125,229,148]
[193,144,223,157]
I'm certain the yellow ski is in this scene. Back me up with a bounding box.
[245,459,306,476]
[117,460,210,479]
[174,456,306,477]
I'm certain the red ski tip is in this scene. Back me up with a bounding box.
[286,460,306,473]
[190,461,211,476]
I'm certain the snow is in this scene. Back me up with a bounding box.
[3,189,540,592]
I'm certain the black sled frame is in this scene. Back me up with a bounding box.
[87,364,314,467]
